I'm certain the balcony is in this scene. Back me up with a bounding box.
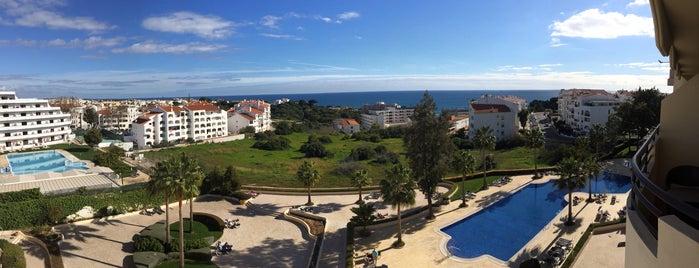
[629,125,699,239]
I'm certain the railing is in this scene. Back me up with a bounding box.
[629,125,699,239]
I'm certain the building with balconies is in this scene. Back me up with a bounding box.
[97,105,141,134]
[185,101,228,140]
[468,94,524,141]
[359,102,414,129]
[558,89,628,134]
[227,100,272,134]
[626,2,699,268]
[0,91,72,151]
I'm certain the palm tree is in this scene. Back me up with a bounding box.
[473,126,496,190]
[589,124,606,160]
[163,152,205,268]
[350,203,377,236]
[179,153,204,233]
[351,169,372,204]
[380,164,416,248]
[554,157,587,226]
[452,150,475,208]
[296,160,320,206]
[524,128,545,178]
[583,156,601,202]
[148,160,176,245]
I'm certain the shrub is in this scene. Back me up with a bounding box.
[333,161,364,177]
[300,136,332,158]
[134,235,164,252]
[185,247,213,262]
[133,251,167,268]
[318,135,333,144]
[0,239,26,268]
[0,188,42,203]
[168,238,210,252]
[252,133,291,151]
[346,144,376,161]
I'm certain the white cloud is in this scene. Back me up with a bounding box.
[15,38,36,46]
[142,12,234,39]
[550,9,653,38]
[627,0,649,7]
[261,15,281,29]
[112,41,227,54]
[79,55,108,60]
[45,36,126,49]
[259,33,304,41]
[47,38,66,46]
[615,61,669,73]
[338,11,360,21]
[14,10,114,32]
[549,37,566,47]
[319,17,332,23]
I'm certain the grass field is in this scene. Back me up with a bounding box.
[143,133,552,188]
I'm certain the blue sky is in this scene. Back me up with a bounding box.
[0,0,670,98]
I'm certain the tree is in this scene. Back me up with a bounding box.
[158,152,204,268]
[296,160,320,205]
[588,124,606,159]
[83,107,99,127]
[518,109,530,129]
[452,150,475,208]
[473,126,496,190]
[554,157,587,226]
[351,169,372,204]
[148,158,177,250]
[583,156,601,202]
[300,135,332,158]
[524,128,545,178]
[84,128,103,147]
[380,164,416,248]
[403,91,454,220]
[350,203,377,236]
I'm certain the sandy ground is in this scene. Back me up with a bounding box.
[572,227,626,268]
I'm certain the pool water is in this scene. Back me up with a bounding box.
[7,151,88,175]
[441,172,630,261]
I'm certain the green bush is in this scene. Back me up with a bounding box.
[134,236,165,252]
[133,251,167,268]
[230,191,251,201]
[185,247,213,262]
[345,222,355,268]
[0,188,42,203]
[0,239,26,268]
[168,238,210,252]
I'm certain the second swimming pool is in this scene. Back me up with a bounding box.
[440,172,630,261]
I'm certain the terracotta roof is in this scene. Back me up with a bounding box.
[247,107,264,114]
[341,119,359,126]
[97,109,111,115]
[470,103,511,113]
[185,101,220,112]
[239,100,270,109]
[157,105,185,113]
[237,113,255,121]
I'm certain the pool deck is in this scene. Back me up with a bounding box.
[353,159,631,268]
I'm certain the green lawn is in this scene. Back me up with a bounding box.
[450,175,508,201]
[169,218,223,241]
[50,143,97,161]
[144,133,551,188]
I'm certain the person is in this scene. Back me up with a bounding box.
[371,248,380,260]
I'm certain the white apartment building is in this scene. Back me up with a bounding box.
[129,102,227,149]
[360,102,414,129]
[468,94,524,141]
[0,91,72,151]
[558,89,628,134]
[98,105,141,133]
[186,101,228,140]
[227,100,272,134]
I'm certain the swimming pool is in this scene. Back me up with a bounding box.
[7,151,88,175]
[441,172,630,261]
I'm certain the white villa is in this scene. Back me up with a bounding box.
[468,94,524,141]
[0,91,72,151]
[227,100,272,134]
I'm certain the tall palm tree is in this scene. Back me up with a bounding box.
[179,153,204,233]
[473,126,496,190]
[555,157,587,226]
[296,160,321,206]
[380,164,416,248]
[589,124,606,160]
[148,160,176,245]
[583,156,601,202]
[452,150,475,208]
[351,169,372,204]
[524,128,545,178]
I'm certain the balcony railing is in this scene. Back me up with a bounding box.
[629,125,699,239]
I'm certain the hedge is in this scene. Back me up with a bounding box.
[0,188,42,203]
[0,239,26,268]
[134,235,164,252]
[0,187,163,230]
[345,222,355,268]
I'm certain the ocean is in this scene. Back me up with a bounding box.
[210,90,559,109]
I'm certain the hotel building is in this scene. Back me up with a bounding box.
[359,102,414,129]
[227,100,272,134]
[468,94,524,141]
[0,91,72,151]
[558,89,625,134]
[626,1,699,267]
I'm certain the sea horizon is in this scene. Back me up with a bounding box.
[135,89,560,109]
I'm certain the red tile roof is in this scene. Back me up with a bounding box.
[158,105,185,113]
[239,100,270,109]
[341,119,359,126]
[471,103,511,113]
[238,113,255,121]
[185,101,220,112]
[97,109,111,115]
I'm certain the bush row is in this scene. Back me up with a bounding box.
[0,188,163,230]
[0,188,42,203]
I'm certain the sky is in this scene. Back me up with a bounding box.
[0,0,671,99]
